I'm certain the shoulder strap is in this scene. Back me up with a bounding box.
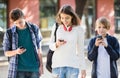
[6,29,12,62]
[54,22,58,42]
[29,23,36,34]
[29,23,37,40]
[6,29,12,50]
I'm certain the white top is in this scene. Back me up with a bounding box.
[49,24,86,70]
[97,38,110,78]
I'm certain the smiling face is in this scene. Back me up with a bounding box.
[60,13,72,27]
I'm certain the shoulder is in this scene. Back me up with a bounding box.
[107,34,118,42]
[27,22,39,29]
[52,23,60,31]
[7,26,16,33]
[73,25,85,33]
[108,35,116,39]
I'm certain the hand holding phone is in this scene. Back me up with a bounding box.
[97,35,102,39]
[59,39,64,42]
[95,35,103,46]
[17,46,26,54]
[19,46,25,49]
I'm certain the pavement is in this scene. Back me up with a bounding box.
[0,56,92,78]
[0,55,120,78]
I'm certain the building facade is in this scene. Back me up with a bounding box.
[0,0,120,46]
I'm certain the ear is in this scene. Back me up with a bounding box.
[95,27,97,31]
[95,31,98,35]
[23,16,26,19]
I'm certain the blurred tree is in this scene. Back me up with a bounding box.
[75,0,92,38]
[75,0,87,19]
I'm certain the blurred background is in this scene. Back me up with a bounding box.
[0,0,120,78]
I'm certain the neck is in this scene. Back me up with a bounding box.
[102,34,107,38]
[17,25,26,30]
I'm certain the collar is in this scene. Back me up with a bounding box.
[63,25,72,32]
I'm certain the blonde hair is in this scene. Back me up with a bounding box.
[95,17,110,30]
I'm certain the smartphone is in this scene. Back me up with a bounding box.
[97,35,102,39]
[19,46,25,49]
[59,39,64,42]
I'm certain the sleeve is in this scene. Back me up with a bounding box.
[49,23,57,51]
[87,38,98,61]
[77,26,86,70]
[105,37,120,60]
[35,25,43,49]
[2,31,11,52]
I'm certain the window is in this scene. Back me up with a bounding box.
[40,0,58,30]
[0,0,7,31]
[114,0,120,33]
[82,0,96,38]
[0,0,7,46]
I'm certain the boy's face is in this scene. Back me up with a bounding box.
[60,13,72,27]
[13,18,26,29]
[96,23,108,36]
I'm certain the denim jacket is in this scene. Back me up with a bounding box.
[87,34,120,78]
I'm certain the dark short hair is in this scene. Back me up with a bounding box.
[9,8,24,21]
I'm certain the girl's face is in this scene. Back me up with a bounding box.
[96,23,108,37]
[60,13,72,27]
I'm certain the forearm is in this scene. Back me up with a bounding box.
[4,50,18,57]
[38,49,43,66]
[4,48,26,57]
[88,45,98,61]
[105,45,119,60]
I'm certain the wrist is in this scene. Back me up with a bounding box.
[55,43,58,48]
[15,49,19,54]
[105,44,108,47]
[40,64,43,66]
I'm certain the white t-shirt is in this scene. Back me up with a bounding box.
[97,38,110,78]
[49,24,86,70]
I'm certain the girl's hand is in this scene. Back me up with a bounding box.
[56,39,66,48]
[80,70,86,78]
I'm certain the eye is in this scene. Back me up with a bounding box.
[61,17,64,20]
[103,27,106,28]
[98,26,101,28]
[65,17,70,20]
[19,21,23,24]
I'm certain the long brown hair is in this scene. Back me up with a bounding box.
[56,4,80,26]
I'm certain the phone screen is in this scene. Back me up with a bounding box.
[19,46,25,49]
[59,39,64,42]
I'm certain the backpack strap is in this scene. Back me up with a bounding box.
[27,22,37,39]
[6,29,12,61]
[54,22,58,42]
[6,29,12,50]
[28,23,39,48]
